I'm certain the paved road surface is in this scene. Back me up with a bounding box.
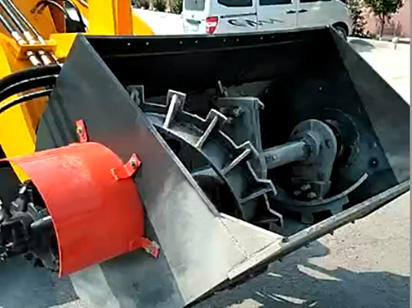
[0,38,409,308]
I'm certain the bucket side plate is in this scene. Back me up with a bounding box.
[36,35,284,308]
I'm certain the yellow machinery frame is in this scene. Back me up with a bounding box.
[0,0,153,180]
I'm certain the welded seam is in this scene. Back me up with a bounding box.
[216,215,250,261]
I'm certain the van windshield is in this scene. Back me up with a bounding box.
[218,0,252,6]
[184,0,205,11]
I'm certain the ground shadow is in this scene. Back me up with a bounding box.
[0,258,78,308]
[197,241,409,308]
[0,241,409,308]
[348,39,376,53]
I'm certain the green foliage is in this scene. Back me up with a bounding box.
[171,0,183,14]
[348,0,367,37]
[132,0,150,9]
[363,0,404,36]
[154,0,167,11]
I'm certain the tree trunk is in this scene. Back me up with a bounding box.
[379,16,385,39]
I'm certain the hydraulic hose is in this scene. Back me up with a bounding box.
[0,0,26,34]
[0,65,61,92]
[0,75,57,103]
[4,0,42,43]
[35,0,87,32]
[0,89,53,115]
[0,66,60,117]
[0,3,26,44]
[1,0,55,64]
[0,0,45,65]
[0,11,13,33]
[35,0,70,19]
[63,0,87,30]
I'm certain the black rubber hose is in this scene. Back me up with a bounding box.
[0,89,53,115]
[35,0,70,19]
[0,0,26,33]
[0,11,15,34]
[51,0,87,30]
[36,0,87,32]
[0,75,57,103]
[0,65,61,93]
[4,0,41,39]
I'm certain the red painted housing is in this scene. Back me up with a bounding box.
[7,142,153,277]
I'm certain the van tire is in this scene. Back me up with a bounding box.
[333,23,348,40]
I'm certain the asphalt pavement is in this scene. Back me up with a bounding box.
[0,38,409,308]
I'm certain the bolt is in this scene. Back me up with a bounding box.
[233,107,243,117]
[129,158,137,168]
[307,192,317,199]
[293,190,302,196]
[76,126,83,136]
[271,155,277,161]
[301,184,311,191]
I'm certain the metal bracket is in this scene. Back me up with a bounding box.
[195,109,227,149]
[126,85,145,107]
[163,90,186,129]
[111,154,140,180]
[141,237,160,258]
[75,120,88,143]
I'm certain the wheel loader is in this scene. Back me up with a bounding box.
[0,1,409,308]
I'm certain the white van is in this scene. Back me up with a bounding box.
[182,0,352,38]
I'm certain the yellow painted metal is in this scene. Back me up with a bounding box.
[13,0,57,39]
[88,0,117,34]
[13,41,57,59]
[0,0,154,182]
[132,12,154,35]
[115,0,133,35]
[50,33,77,60]
[0,35,35,181]
[72,0,89,18]
[87,0,153,35]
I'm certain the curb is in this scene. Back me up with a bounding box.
[348,37,409,51]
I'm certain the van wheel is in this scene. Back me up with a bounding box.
[333,24,348,40]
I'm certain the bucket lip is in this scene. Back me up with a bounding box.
[84,25,329,40]
[81,26,330,58]
[190,180,410,306]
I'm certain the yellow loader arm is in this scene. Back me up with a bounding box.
[0,0,153,180]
